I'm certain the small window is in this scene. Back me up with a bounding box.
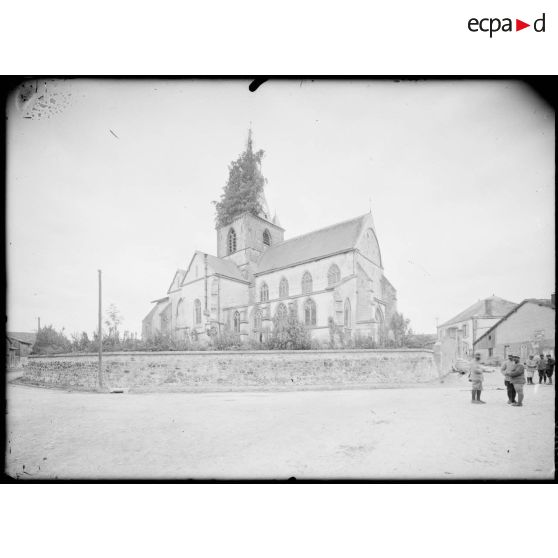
[327,264,341,287]
[279,277,289,298]
[301,272,313,295]
[227,228,237,255]
[304,298,317,326]
[194,299,202,324]
[462,324,468,337]
[260,282,269,302]
[233,311,241,333]
[263,229,271,247]
[488,348,493,357]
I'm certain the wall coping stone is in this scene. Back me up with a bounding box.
[29,348,434,359]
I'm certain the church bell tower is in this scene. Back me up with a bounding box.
[215,130,284,271]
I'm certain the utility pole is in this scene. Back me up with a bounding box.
[37,317,41,333]
[98,269,104,390]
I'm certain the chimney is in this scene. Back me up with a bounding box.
[485,298,493,315]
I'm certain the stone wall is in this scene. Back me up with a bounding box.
[18,349,440,392]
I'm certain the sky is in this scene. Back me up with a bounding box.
[6,79,555,336]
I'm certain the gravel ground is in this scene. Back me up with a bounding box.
[5,370,555,480]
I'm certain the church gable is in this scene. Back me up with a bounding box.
[180,252,206,286]
[167,269,187,294]
[355,216,382,268]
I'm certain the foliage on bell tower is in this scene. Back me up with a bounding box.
[214,129,267,228]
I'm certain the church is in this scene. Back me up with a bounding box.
[142,134,397,346]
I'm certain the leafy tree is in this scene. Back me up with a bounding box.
[32,325,72,355]
[69,331,91,352]
[388,312,412,348]
[104,304,123,347]
[213,130,267,227]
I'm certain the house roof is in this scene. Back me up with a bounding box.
[439,296,517,328]
[474,298,556,346]
[7,332,36,345]
[255,214,369,275]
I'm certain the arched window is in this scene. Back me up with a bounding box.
[194,299,202,324]
[344,298,351,328]
[176,298,184,320]
[276,303,288,326]
[301,271,313,295]
[260,282,269,302]
[233,311,241,333]
[327,264,341,287]
[279,277,289,298]
[227,228,237,255]
[263,229,271,247]
[254,308,262,331]
[304,298,317,326]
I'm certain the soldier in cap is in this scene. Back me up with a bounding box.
[509,355,526,406]
[525,355,537,384]
[469,352,491,404]
[546,354,554,385]
[537,353,547,383]
[500,354,516,404]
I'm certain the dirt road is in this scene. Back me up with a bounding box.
[5,372,555,479]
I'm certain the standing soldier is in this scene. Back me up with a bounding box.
[545,354,554,385]
[525,355,537,384]
[537,353,547,384]
[469,353,490,404]
[509,355,526,407]
[501,354,516,404]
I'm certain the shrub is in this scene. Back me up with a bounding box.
[265,311,312,350]
[210,328,242,351]
[352,331,378,349]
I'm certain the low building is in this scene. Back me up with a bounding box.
[437,296,517,358]
[474,297,555,362]
[141,296,172,340]
[6,333,35,368]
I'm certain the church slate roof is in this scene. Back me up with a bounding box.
[439,296,517,327]
[255,214,369,275]
[204,253,248,283]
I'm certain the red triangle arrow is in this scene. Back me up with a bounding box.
[516,19,530,31]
